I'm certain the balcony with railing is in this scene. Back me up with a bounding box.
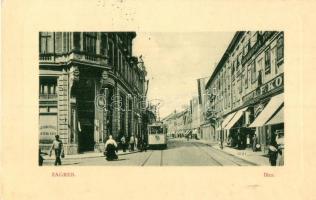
[39,53,55,62]
[39,51,108,68]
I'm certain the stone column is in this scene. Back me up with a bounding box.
[66,66,80,154]
[111,86,120,139]
[57,69,69,145]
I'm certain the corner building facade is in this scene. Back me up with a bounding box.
[205,31,284,151]
[39,32,147,154]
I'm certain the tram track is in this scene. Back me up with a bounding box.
[141,150,154,166]
[191,142,223,166]
[197,142,257,166]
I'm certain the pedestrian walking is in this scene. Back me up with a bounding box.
[120,135,127,152]
[49,135,64,166]
[135,137,138,151]
[268,140,278,166]
[276,131,284,166]
[142,139,147,152]
[246,135,251,148]
[252,134,257,152]
[105,135,118,161]
[237,131,241,149]
[38,148,47,166]
[129,135,135,151]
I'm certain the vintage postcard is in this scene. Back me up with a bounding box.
[1,0,315,200]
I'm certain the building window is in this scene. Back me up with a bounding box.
[40,79,57,95]
[118,51,122,73]
[277,35,284,65]
[251,32,258,47]
[258,70,263,86]
[100,34,107,55]
[84,33,96,54]
[265,48,271,74]
[251,61,256,83]
[108,41,114,65]
[242,69,247,90]
[39,32,53,54]
[73,32,81,51]
[63,32,68,53]
[237,77,242,94]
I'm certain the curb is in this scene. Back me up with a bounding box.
[43,150,142,160]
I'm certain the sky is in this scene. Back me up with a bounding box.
[133,32,235,119]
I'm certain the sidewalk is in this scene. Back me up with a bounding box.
[197,139,270,166]
[42,150,141,160]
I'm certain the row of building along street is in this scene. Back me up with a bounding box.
[162,31,284,166]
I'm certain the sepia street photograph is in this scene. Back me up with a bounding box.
[39,31,284,166]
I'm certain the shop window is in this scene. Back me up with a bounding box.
[277,35,284,65]
[39,32,53,54]
[265,48,271,75]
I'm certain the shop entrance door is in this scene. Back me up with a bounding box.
[77,78,95,152]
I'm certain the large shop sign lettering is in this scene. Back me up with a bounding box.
[243,73,284,104]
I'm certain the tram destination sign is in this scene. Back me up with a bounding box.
[243,73,284,104]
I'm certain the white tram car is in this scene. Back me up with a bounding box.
[147,122,167,149]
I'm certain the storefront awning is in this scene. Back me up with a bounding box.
[265,106,284,125]
[221,112,236,128]
[249,94,284,128]
[224,107,248,130]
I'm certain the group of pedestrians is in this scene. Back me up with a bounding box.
[119,135,137,152]
[104,134,148,161]
[39,133,149,165]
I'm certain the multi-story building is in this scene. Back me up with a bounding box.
[162,111,177,137]
[190,96,200,138]
[39,32,148,154]
[197,76,214,140]
[205,31,284,150]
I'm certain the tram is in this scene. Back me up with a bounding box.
[147,122,167,149]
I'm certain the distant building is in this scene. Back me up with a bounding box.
[205,31,284,150]
[197,76,214,140]
[39,32,148,154]
[190,96,200,138]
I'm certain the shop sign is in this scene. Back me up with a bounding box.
[243,73,284,104]
[39,115,57,143]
